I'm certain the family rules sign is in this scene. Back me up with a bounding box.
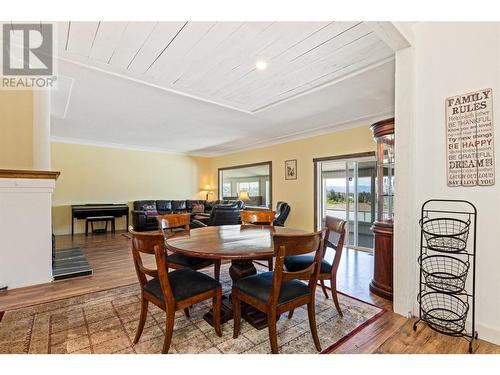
[446,88,495,187]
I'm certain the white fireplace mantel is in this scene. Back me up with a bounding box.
[0,170,60,290]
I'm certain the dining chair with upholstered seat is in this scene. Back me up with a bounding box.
[129,227,222,353]
[157,213,221,281]
[284,215,346,317]
[232,230,325,354]
[240,210,276,271]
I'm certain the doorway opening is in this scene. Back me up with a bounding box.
[314,152,376,252]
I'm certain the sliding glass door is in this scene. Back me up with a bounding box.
[315,155,376,251]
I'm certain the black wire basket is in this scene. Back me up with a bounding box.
[420,217,470,252]
[419,292,469,335]
[419,255,470,294]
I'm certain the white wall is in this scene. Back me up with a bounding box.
[32,91,52,170]
[395,22,500,344]
[0,178,55,289]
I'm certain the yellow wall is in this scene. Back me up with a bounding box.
[51,125,375,235]
[51,142,210,235]
[0,90,33,169]
[210,126,375,231]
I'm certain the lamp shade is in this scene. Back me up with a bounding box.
[238,191,250,201]
[204,184,212,191]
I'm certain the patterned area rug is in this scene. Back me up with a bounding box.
[0,264,384,354]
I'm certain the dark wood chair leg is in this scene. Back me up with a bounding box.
[307,301,322,352]
[267,258,273,271]
[213,287,222,337]
[232,290,241,339]
[162,310,175,354]
[183,307,190,318]
[214,260,221,281]
[287,309,294,319]
[330,275,343,317]
[134,297,149,344]
[320,279,329,299]
[267,311,279,354]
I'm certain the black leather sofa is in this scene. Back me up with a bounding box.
[131,199,244,231]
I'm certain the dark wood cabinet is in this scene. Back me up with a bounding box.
[369,118,394,300]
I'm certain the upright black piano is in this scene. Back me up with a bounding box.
[71,204,129,236]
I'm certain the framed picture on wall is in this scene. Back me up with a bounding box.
[285,159,297,180]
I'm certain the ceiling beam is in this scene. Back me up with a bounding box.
[363,22,411,51]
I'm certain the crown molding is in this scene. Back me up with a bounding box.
[50,136,212,157]
[51,109,394,158]
[195,109,394,156]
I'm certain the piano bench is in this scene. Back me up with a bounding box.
[85,216,115,236]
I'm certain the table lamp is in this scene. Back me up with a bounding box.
[204,185,214,200]
[238,190,250,202]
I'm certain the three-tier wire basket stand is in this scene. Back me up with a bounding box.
[413,199,478,353]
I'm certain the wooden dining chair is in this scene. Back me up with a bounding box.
[232,230,325,354]
[129,227,222,353]
[240,210,276,271]
[284,216,346,317]
[157,213,221,281]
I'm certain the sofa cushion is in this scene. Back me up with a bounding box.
[172,200,187,212]
[156,200,172,212]
[186,200,205,210]
[134,200,156,211]
[142,204,158,217]
[191,204,205,213]
[204,200,215,211]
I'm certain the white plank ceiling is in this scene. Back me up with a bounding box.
[57,21,394,113]
[50,21,397,155]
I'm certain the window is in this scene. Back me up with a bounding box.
[223,182,231,196]
[237,181,259,196]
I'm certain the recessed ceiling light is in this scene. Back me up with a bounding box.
[255,60,268,71]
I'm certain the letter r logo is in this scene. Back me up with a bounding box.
[2,24,53,76]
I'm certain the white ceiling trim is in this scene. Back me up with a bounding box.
[208,109,394,156]
[56,57,253,115]
[50,108,393,158]
[251,55,395,113]
[50,136,195,156]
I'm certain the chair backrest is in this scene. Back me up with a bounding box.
[270,230,325,304]
[129,226,165,287]
[240,210,276,226]
[273,201,291,226]
[323,215,347,276]
[156,213,191,239]
[128,226,176,307]
[208,204,241,226]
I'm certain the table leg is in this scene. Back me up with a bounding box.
[203,260,271,330]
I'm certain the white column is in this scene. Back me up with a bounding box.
[393,45,418,318]
[0,178,55,288]
[33,90,51,170]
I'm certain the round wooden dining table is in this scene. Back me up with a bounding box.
[166,224,308,329]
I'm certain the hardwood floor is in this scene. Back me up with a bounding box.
[0,231,498,354]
